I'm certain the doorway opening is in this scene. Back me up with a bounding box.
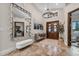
[68,8,79,46]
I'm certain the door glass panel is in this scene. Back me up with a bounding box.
[52,23,57,32]
[54,25,57,32]
[48,28,51,32]
[48,24,51,32]
[48,22,58,32]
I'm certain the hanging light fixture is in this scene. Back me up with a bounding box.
[42,9,58,18]
[42,4,58,18]
[42,8,53,18]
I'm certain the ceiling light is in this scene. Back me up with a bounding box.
[42,8,58,18]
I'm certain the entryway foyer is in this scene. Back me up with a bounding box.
[0,3,79,56]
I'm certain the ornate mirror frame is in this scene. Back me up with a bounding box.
[10,3,32,39]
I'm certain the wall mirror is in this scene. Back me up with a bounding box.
[14,22,24,37]
[10,3,32,38]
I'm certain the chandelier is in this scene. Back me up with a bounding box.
[42,8,58,18]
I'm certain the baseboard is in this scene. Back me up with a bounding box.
[0,47,16,56]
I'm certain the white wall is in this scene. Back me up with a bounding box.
[0,4,16,55]
[64,3,79,46]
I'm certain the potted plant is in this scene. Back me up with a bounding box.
[59,23,64,40]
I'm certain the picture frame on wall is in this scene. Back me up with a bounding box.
[34,23,43,30]
[40,24,43,30]
[14,22,24,37]
[37,24,39,29]
[34,23,37,29]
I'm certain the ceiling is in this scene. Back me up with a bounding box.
[32,3,69,13]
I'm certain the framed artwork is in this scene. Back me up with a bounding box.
[37,24,39,29]
[40,24,43,30]
[14,22,24,37]
[34,23,37,29]
[34,23,43,30]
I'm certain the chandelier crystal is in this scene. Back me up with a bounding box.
[42,8,58,18]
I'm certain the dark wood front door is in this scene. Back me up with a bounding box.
[46,21,59,39]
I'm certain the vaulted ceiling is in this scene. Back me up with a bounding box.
[32,3,70,13]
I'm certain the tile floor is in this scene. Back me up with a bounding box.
[7,39,79,56]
